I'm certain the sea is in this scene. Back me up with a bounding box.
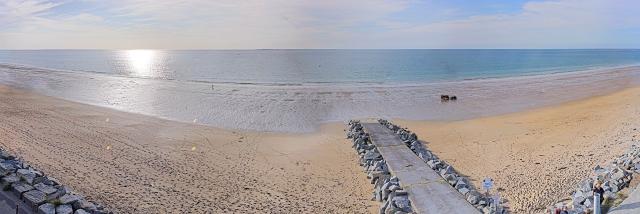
[1,49,640,132]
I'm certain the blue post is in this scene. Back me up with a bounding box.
[594,193,601,214]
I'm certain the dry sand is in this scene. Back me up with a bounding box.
[394,87,640,213]
[3,82,640,214]
[0,85,376,213]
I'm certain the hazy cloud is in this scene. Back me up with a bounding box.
[0,0,638,49]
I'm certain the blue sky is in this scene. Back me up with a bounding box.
[0,0,639,49]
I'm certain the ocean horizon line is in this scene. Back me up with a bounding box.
[2,48,640,51]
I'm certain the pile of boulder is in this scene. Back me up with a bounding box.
[377,119,504,214]
[551,145,640,213]
[0,148,111,214]
[346,120,414,214]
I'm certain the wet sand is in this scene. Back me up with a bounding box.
[394,87,640,213]
[0,85,376,213]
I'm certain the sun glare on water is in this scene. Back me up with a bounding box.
[125,49,157,76]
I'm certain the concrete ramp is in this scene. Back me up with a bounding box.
[608,183,640,214]
[362,123,480,214]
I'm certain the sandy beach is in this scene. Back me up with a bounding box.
[0,85,376,213]
[394,87,640,213]
[2,82,640,213]
[2,1,640,213]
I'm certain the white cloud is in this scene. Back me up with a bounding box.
[0,0,639,49]
[0,0,61,26]
[1,0,410,49]
[367,0,640,48]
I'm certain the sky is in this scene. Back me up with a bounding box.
[0,0,639,49]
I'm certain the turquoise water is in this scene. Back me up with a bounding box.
[1,49,640,84]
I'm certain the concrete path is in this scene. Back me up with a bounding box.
[362,123,480,214]
[608,183,640,214]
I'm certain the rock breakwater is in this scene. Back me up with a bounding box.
[0,148,110,214]
[550,144,640,213]
[347,120,414,214]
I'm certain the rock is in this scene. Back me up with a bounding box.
[409,133,418,141]
[16,168,38,184]
[467,194,479,205]
[573,205,584,214]
[38,203,55,214]
[379,198,390,214]
[440,167,452,176]
[27,167,43,176]
[482,206,491,214]
[384,205,398,214]
[394,190,408,196]
[455,180,468,190]
[580,180,593,192]
[458,187,470,196]
[604,191,616,199]
[56,204,73,214]
[43,177,59,186]
[389,176,399,183]
[59,194,82,205]
[444,165,454,174]
[584,198,593,208]
[611,184,620,193]
[444,174,457,185]
[45,188,66,201]
[417,151,431,162]
[612,170,626,181]
[381,181,392,191]
[426,160,439,169]
[23,190,46,208]
[382,188,392,200]
[0,162,16,175]
[33,183,57,195]
[0,150,13,159]
[32,176,48,185]
[74,210,91,214]
[364,150,382,161]
[11,182,34,196]
[573,192,585,206]
[1,174,19,184]
[393,196,411,212]
[93,204,109,214]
